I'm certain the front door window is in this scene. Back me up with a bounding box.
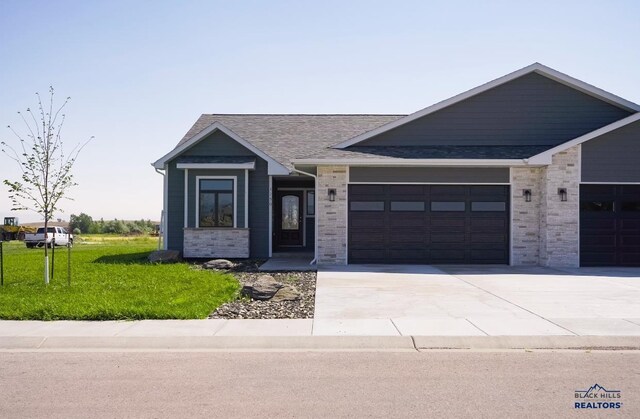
[282,195,300,230]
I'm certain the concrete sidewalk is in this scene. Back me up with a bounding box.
[2,317,640,339]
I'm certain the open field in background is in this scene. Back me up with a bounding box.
[0,236,239,320]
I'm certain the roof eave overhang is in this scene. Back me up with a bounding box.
[333,63,640,149]
[152,122,290,175]
[292,158,541,167]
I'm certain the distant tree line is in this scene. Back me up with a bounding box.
[69,213,157,235]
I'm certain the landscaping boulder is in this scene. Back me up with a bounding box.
[271,285,302,302]
[203,259,236,270]
[148,250,181,264]
[242,275,283,300]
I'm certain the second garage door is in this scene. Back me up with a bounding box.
[348,184,510,264]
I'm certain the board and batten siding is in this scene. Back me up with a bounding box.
[359,73,632,147]
[166,129,270,257]
[582,119,640,183]
[349,167,510,184]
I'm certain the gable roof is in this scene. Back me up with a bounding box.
[153,122,290,175]
[333,63,640,149]
[155,114,404,172]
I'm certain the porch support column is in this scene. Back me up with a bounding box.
[317,165,348,265]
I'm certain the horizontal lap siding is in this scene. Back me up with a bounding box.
[350,167,509,183]
[360,73,632,147]
[582,120,640,183]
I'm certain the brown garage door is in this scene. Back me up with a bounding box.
[348,184,510,264]
[580,184,640,266]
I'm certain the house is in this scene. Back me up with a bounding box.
[152,63,640,267]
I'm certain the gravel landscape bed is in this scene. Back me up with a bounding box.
[208,260,316,319]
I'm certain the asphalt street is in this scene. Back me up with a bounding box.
[1,350,638,418]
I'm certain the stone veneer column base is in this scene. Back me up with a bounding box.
[316,165,348,265]
[183,228,250,258]
[511,167,542,265]
[540,145,581,268]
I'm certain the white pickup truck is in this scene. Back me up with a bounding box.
[24,227,73,248]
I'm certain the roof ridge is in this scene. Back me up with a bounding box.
[201,113,408,116]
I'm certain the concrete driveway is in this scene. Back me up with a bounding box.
[314,265,640,336]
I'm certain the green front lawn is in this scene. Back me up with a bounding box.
[0,236,239,320]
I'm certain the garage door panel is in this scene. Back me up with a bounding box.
[470,218,506,232]
[430,185,467,196]
[389,215,426,228]
[469,185,508,196]
[620,219,640,231]
[431,233,465,244]
[471,234,507,244]
[389,249,427,260]
[581,234,616,246]
[430,218,466,230]
[349,184,509,264]
[430,249,466,262]
[350,216,384,228]
[388,185,426,196]
[349,184,386,196]
[471,249,508,262]
[621,236,640,246]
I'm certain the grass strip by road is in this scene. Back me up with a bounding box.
[0,236,239,320]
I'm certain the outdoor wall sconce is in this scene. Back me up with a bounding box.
[328,188,336,202]
[558,188,568,202]
[522,189,532,202]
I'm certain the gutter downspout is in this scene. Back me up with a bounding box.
[153,166,165,250]
[291,167,317,265]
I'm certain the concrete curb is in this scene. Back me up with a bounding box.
[0,336,416,351]
[413,335,640,350]
[1,335,639,351]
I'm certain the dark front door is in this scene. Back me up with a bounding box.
[276,191,304,247]
[580,184,640,266]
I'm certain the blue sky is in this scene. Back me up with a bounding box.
[1,0,639,222]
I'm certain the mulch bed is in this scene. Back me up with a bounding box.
[207,259,316,319]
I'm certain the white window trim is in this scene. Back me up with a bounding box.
[184,169,189,228]
[176,162,255,170]
[195,176,238,228]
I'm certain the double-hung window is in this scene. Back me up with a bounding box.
[198,178,235,227]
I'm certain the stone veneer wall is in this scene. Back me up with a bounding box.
[539,145,581,267]
[511,167,542,265]
[316,165,348,265]
[183,228,250,258]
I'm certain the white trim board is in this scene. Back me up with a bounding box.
[333,63,640,149]
[153,122,289,175]
[176,162,256,170]
[183,168,189,229]
[348,182,510,185]
[293,159,531,167]
[528,112,640,164]
[194,176,238,228]
[162,164,169,250]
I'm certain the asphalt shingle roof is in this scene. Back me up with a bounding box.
[175,114,556,168]
[178,114,405,169]
[300,145,553,160]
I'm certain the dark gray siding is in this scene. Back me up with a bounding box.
[166,129,271,257]
[582,120,640,182]
[350,167,510,183]
[305,217,314,250]
[360,73,632,147]
[166,161,185,251]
